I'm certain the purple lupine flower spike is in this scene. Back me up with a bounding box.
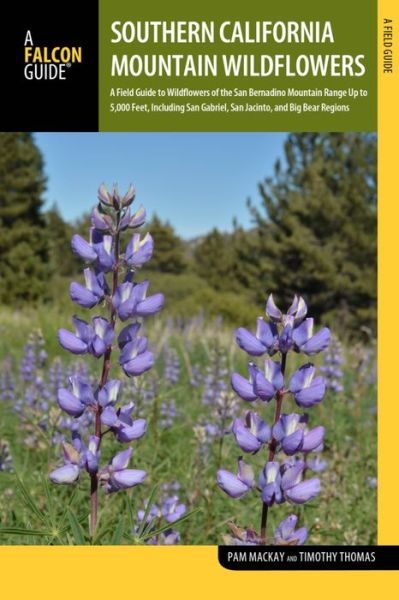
[220,293,329,545]
[50,183,163,538]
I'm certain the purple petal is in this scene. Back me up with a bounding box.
[70,376,94,405]
[119,337,148,365]
[232,419,262,453]
[292,318,314,348]
[70,282,99,309]
[281,462,305,490]
[112,469,146,489]
[91,205,112,231]
[291,527,308,545]
[275,514,298,538]
[58,329,88,354]
[129,205,146,228]
[237,458,255,487]
[256,318,278,351]
[302,426,325,452]
[289,364,316,393]
[98,379,121,407]
[117,418,147,442]
[235,327,266,356]
[111,447,133,471]
[58,389,85,417]
[118,323,141,349]
[281,430,304,455]
[266,294,283,322]
[98,183,113,206]
[294,377,326,408]
[91,336,107,358]
[231,373,257,402]
[125,233,154,267]
[122,351,154,377]
[250,413,271,443]
[50,464,80,484]
[217,470,250,498]
[253,370,275,402]
[264,359,284,390]
[71,234,97,262]
[72,316,94,343]
[285,478,320,504]
[301,328,331,355]
[101,406,118,427]
[135,293,165,317]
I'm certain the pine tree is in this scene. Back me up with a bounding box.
[45,204,78,276]
[0,132,51,303]
[249,133,376,334]
[144,214,187,274]
[193,228,235,291]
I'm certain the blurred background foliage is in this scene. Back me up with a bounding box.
[0,131,376,336]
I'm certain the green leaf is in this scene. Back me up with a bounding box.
[58,487,78,530]
[141,509,200,541]
[15,473,45,524]
[0,527,53,537]
[137,484,159,538]
[111,518,125,545]
[41,476,55,525]
[66,509,86,545]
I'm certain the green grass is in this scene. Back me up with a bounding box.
[0,305,377,545]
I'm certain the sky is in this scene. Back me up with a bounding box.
[35,132,287,239]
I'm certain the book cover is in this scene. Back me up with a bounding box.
[0,0,395,597]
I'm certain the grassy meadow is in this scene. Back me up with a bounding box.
[0,296,377,545]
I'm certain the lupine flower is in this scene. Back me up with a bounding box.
[70,268,107,309]
[253,360,284,402]
[119,335,154,377]
[231,363,259,402]
[125,233,154,268]
[292,319,331,355]
[273,414,324,455]
[57,376,95,417]
[266,294,308,326]
[281,461,320,504]
[71,229,115,272]
[99,448,146,493]
[50,441,81,484]
[259,461,284,506]
[137,482,187,545]
[289,364,326,408]
[217,458,255,498]
[235,317,278,356]
[232,411,271,453]
[274,515,307,545]
[129,280,164,318]
[101,402,147,442]
[58,316,94,355]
